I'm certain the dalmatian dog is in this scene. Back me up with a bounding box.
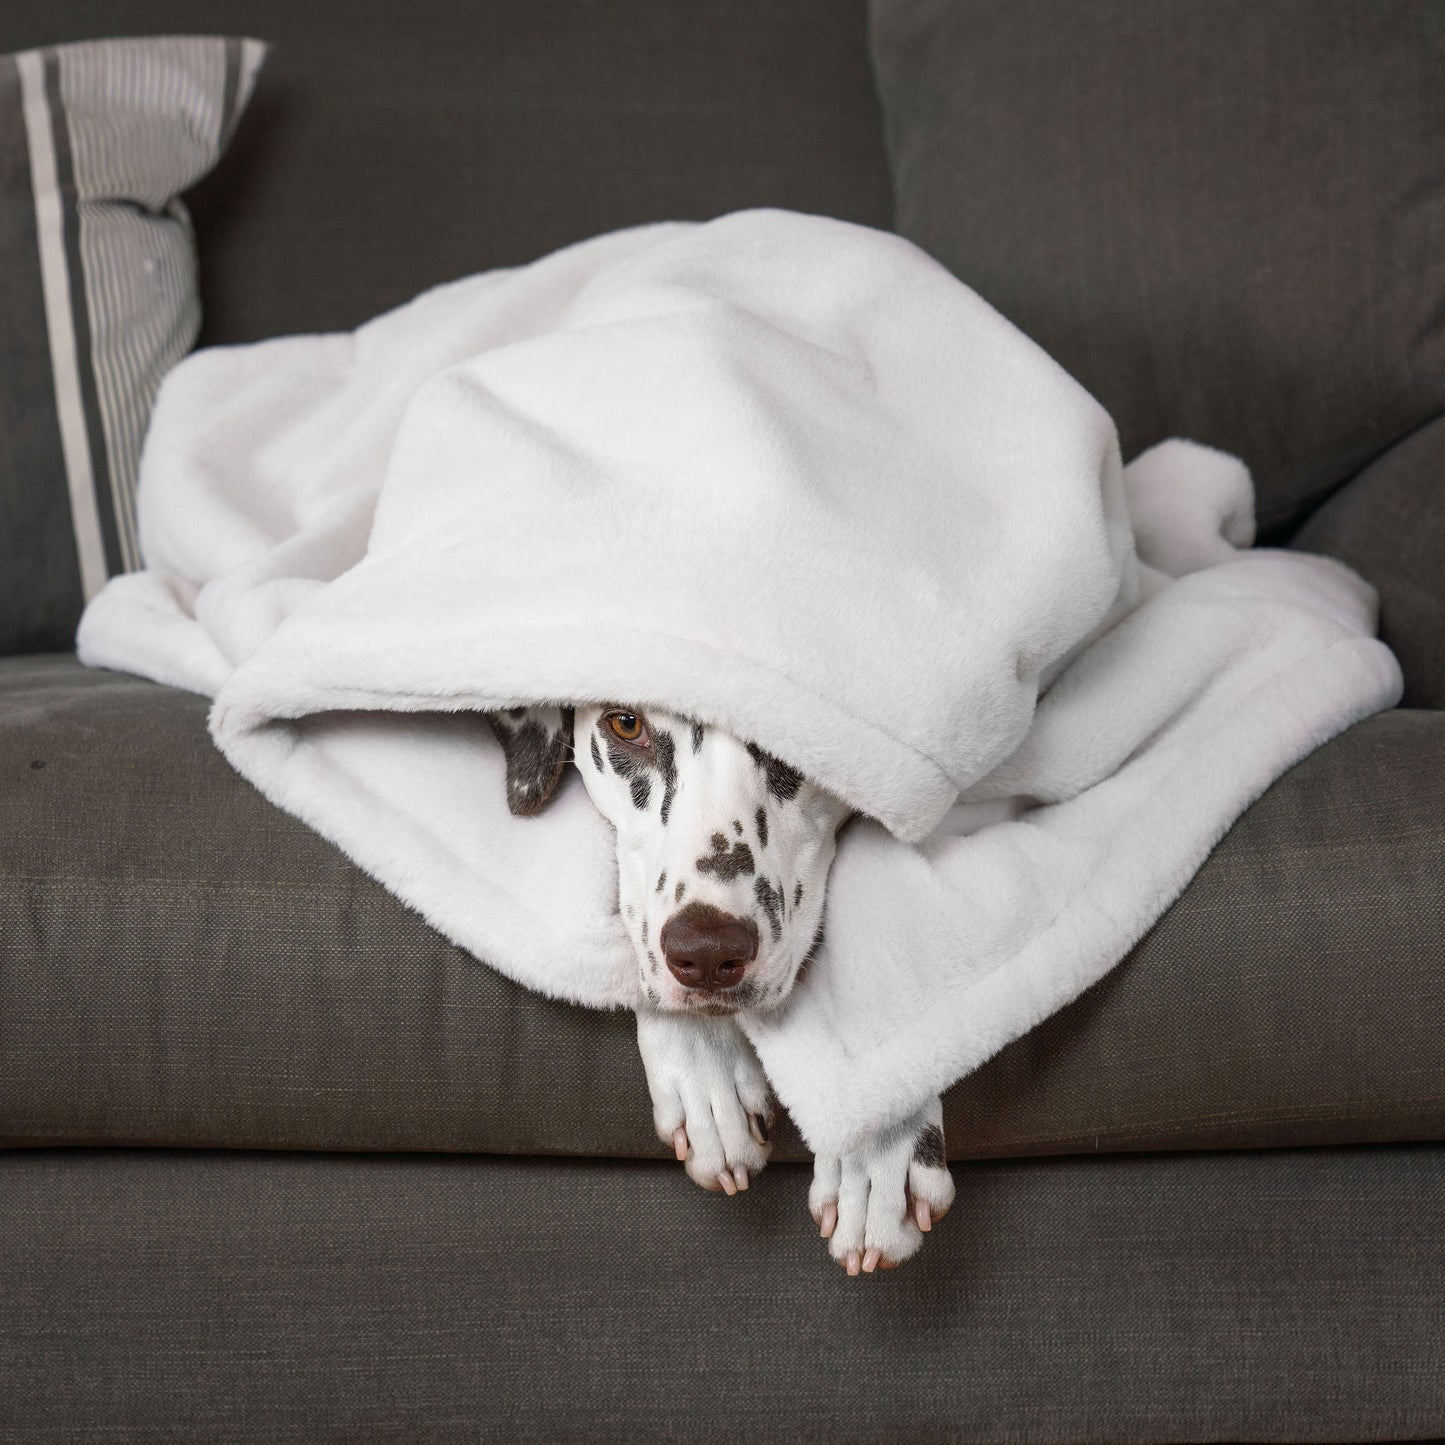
[488,702,955,1275]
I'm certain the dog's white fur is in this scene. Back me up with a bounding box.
[573,704,849,1011]
[508,700,955,1272]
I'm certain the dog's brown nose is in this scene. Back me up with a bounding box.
[660,901,758,992]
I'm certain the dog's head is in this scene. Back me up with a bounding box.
[489,704,852,1014]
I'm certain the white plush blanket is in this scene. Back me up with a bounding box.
[78,210,1401,1157]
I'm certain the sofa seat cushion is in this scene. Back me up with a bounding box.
[1,654,1441,1160]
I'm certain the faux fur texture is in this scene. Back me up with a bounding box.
[76,210,1402,1156]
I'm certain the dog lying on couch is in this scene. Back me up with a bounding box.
[76,209,1399,1287]
[490,701,956,1276]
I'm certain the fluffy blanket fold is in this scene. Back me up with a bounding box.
[78,210,1401,1156]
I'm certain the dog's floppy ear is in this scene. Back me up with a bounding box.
[487,705,575,816]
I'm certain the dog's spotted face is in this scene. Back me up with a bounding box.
[489,704,852,1014]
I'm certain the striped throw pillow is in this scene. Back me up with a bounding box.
[0,35,265,655]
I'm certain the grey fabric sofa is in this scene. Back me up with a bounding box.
[2,2,1442,1440]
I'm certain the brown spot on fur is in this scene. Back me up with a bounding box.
[746,741,802,803]
[489,708,573,817]
[697,834,756,882]
[657,729,678,824]
[755,876,784,941]
[603,729,655,810]
[913,1123,946,1171]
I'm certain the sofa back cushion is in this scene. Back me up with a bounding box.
[1291,414,1445,707]
[0,1,892,346]
[868,0,1445,538]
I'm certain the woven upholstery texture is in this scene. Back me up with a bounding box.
[1,1145,1441,1442]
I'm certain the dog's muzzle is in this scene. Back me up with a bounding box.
[659,900,758,993]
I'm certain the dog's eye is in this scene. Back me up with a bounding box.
[605,710,648,746]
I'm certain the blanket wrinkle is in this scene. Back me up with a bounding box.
[76,209,1401,1155]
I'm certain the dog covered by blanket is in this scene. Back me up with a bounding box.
[78,209,1401,1272]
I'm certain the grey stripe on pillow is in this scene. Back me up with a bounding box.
[1,35,264,655]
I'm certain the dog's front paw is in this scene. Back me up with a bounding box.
[808,1096,954,1275]
[635,1009,773,1194]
